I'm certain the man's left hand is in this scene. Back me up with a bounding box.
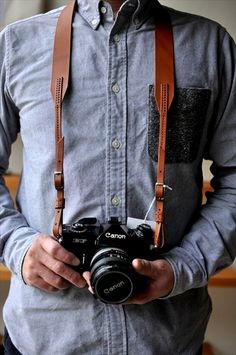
[83,258,174,304]
[125,258,174,304]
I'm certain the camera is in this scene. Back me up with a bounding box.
[60,217,155,304]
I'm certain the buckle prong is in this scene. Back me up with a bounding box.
[155,182,172,201]
[155,182,172,191]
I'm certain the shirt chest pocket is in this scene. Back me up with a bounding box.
[148,86,211,163]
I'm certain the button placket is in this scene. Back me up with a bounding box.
[106,28,128,221]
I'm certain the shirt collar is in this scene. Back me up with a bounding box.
[76,0,161,30]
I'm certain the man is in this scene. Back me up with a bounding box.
[0,0,236,354]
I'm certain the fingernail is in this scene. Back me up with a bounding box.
[72,257,80,266]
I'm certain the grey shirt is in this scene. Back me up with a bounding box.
[0,0,236,354]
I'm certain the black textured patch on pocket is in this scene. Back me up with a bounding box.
[148,87,211,163]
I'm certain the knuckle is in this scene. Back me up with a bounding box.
[53,276,66,289]
[63,252,76,265]
[48,243,60,257]
[68,271,83,285]
[37,234,47,245]
[37,234,45,242]
[22,262,35,282]
[53,261,65,275]
[26,246,36,259]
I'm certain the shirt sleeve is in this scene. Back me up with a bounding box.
[0,26,39,278]
[163,29,236,298]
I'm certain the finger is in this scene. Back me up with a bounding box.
[30,276,59,293]
[82,271,93,294]
[42,256,87,288]
[124,281,163,305]
[124,289,154,305]
[125,297,148,305]
[23,235,86,290]
[36,265,71,291]
[24,260,70,292]
[40,235,80,266]
[82,271,91,286]
[132,259,157,278]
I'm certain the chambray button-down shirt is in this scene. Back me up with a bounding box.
[1,0,236,354]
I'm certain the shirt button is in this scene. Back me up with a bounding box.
[111,195,120,207]
[112,138,121,149]
[113,34,120,43]
[134,18,140,26]
[112,83,120,93]
[101,6,107,14]
[91,18,99,26]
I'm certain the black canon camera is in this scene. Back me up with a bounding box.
[60,217,155,304]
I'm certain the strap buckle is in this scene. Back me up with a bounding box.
[54,171,64,190]
[155,182,172,201]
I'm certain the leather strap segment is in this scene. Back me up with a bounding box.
[51,0,76,237]
[53,77,65,236]
[51,0,76,102]
[154,10,175,247]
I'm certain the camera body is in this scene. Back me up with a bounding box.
[60,217,155,304]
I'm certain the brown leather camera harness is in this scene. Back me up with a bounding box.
[51,0,175,249]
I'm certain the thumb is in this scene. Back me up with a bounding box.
[132,259,157,278]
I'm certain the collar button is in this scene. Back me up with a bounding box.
[91,18,99,26]
[101,6,107,14]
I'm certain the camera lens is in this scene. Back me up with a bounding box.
[90,248,135,304]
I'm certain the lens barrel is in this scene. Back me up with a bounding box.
[90,248,135,304]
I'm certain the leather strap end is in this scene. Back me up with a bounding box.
[154,222,164,248]
[53,209,63,237]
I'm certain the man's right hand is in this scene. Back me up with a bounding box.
[22,234,87,292]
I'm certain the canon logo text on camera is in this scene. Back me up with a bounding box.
[105,232,126,239]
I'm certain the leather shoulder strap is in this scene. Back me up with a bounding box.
[154,8,175,247]
[51,0,76,236]
[51,0,76,102]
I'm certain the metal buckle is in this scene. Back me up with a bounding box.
[54,171,64,190]
[155,182,172,201]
